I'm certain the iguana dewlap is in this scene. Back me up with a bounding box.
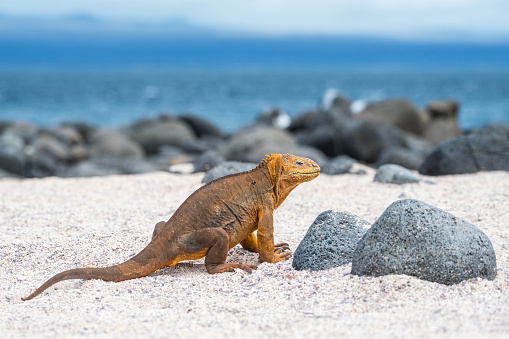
[22,153,319,300]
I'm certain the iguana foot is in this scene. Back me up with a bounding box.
[206,263,257,274]
[273,243,292,262]
[274,242,290,252]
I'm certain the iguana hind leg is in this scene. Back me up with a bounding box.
[181,228,256,274]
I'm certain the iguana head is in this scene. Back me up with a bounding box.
[280,153,320,182]
[261,153,320,208]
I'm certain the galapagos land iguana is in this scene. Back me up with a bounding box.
[22,153,320,300]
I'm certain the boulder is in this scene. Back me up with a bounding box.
[288,110,335,133]
[423,119,462,144]
[0,128,28,175]
[179,114,223,138]
[342,119,407,164]
[375,147,426,170]
[320,156,354,175]
[43,125,84,146]
[129,116,196,154]
[374,164,434,185]
[0,168,22,179]
[422,100,461,144]
[426,100,459,121]
[359,99,425,135]
[59,161,121,178]
[192,150,225,173]
[295,125,343,158]
[320,88,352,118]
[90,129,144,159]
[202,161,257,184]
[293,210,370,271]
[220,126,296,163]
[256,107,291,129]
[351,199,497,285]
[419,124,509,175]
[27,134,69,177]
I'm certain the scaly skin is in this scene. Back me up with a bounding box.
[22,153,320,300]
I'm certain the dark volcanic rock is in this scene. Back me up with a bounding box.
[352,199,497,285]
[426,100,459,121]
[90,129,144,159]
[342,119,407,164]
[359,99,425,135]
[320,89,352,118]
[374,164,434,185]
[419,124,509,175]
[0,127,28,175]
[293,210,370,271]
[221,126,296,163]
[320,156,354,175]
[256,107,291,129]
[129,116,196,154]
[288,110,332,133]
[192,150,225,173]
[295,125,343,158]
[60,161,122,178]
[376,147,426,170]
[179,114,223,138]
[202,161,257,184]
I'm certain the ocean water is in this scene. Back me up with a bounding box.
[0,68,508,132]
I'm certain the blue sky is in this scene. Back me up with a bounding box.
[1,0,509,41]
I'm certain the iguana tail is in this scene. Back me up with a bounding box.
[22,236,172,301]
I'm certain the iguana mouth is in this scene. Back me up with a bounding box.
[290,170,320,176]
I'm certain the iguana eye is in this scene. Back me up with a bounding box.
[294,160,305,167]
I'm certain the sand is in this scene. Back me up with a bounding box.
[1,167,508,338]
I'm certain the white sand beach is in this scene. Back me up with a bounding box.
[1,168,508,338]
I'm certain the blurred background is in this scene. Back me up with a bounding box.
[1,1,509,179]
[1,0,508,130]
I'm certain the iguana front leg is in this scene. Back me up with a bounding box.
[256,210,291,263]
[241,232,290,254]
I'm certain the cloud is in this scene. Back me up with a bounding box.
[1,0,508,40]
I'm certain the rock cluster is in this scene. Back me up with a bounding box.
[1,90,507,179]
[294,199,497,285]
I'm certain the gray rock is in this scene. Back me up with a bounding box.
[320,156,354,175]
[129,116,196,154]
[342,119,408,163]
[288,110,332,133]
[202,161,257,184]
[59,161,121,178]
[0,128,28,175]
[256,107,291,129]
[320,88,352,118]
[423,118,462,144]
[351,199,497,285]
[293,210,370,271]
[192,150,225,173]
[375,147,426,170]
[90,129,144,159]
[359,99,425,135]
[374,164,434,185]
[426,100,459,121]
[295,125,343,158]
[179,115,223,138]
[419,124,509,175]
[220,126,296,163]
[0,168,22,179]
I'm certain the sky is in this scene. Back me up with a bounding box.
[1,0,509,41]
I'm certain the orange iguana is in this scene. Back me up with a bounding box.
[22,153,320,300]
